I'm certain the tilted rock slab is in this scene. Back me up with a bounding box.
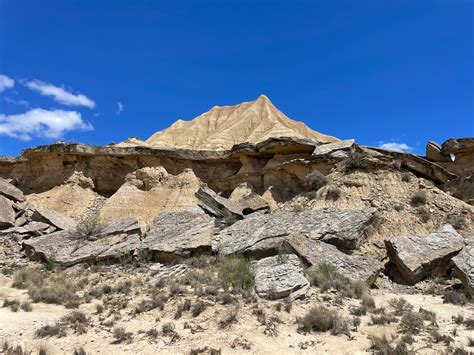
[142,206,215,261]
[212,207,376,256]
[31,207,77,231]
[196,186,244,220]
[312,139,355,159]
[0,178,24,202]
[252,254,309,300]
[285,234,381,285]
[0,196,15,230]
[385,224,465,284]
[452,238,474,295]
[229,182,270,214]
[23,218,141,266]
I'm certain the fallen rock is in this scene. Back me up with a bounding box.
[212,207,376,256]
[385,224,465,284]
[31,207,77,231]
[312,139,355,158]
[196,186,244,221]
[285,234,381,285]
[142,206,215,261]
[426,141,452,162]
[252,254,309,300]
[0,178,25,202]
[229,183,270,214]
[452,239,474,295]
[0,196,15,229]
[0,221,52,237]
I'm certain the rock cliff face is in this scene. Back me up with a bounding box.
[146,95,338,150]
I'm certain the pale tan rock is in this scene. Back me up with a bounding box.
[426,141,451,162]
[229,183,270,214]
[0,178,24,202]
[99,167,203,226]
[0,196,15,229]
[146,95,338,150]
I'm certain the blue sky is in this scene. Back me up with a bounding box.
[0,0,473,156]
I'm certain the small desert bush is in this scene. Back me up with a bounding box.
[137,248,153,263]
[388,298,413,316]
[401,172,412,182]
[306,170,328,191]
[28,273,81,308]
[70,216,103,240]
[443,290,467,306]
[369,334,408,354]
[399,311,424,335]
[12,267,44,289]
[73,347,87,355]
[411,190,428,206]
[3,299,20,312]
[161,322,176,336]
[20,301,32,312]
[134,294,167,313]
[298,306,344,333]
[350,306,367,316]
[417,206,431,223]
[308,263,367,299]
[325,186,342,201]
[146,328,158,339]
[35,324,66,338]
[218,255,255,291]
[362,295,376,309]
[113,327,132,343]
[371,313,397,325]
[191,301,207,317]
[344,155,367,172]
[219,307,239,329]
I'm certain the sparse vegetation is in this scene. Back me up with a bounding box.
[71,216,103,240]
[443,290,467,306]
[219,307,239,329]
[20,301,32,312]
[362,295,376,310]
[388,298,413,316]
[28,273,81,308]
[137,248,153,263]
[325,185,341,200]
[402,172,412,182]
[218,255,255,291]
[399,311,424,335]
[12,267,43,289]
[3,299,20,312]
[192,301,207,317]
[306,170,328,191]
[344,154,367,172]
[298,306,346,334]
[411,190,428,206]
[35,324,66,338]
[113,327,132,343]
[371,313,397,325]
[417,206,431,223]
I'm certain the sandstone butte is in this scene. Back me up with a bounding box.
[0,95,473,354]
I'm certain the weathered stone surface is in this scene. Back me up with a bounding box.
[285,234,381,285]
[229,183,270,214]
[212,207,376,256]
[385,224,465,284]
[31,207,77,231]
[312,139,355,158]
[0,221,52,237]
[426,141,452,162]
[0,177,24,202]
[443,175,474,205]
[441,138,474,155]
[452,239,474,295]
[0,196,15,229]
[23,223,141,266]
[96,218,141,238]
[196,186,244,220]
[142,206,215,260]
[252,254,309,300]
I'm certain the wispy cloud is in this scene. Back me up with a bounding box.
[4,97,30,108]
[23,79,96,108]
[0,75,14,93]
[0,108,93,141]
[116,101,123,115]
[378,142,413,153]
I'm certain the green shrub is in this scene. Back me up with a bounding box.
[411,190,428,206]
[298,306,343,333]
[218,255,255,291]
[137,248,153,263]
[70,216,103,240]
[388,298,413,316]
[306,170,328,191]
[344,155,367,172]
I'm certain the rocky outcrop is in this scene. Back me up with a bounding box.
[441,138,474,155]
[0,196,15,229]
[212,207,376,257]
[452,239,474,295]
[0,178,24,202]
[141,207,215,261]
[31,207,77,231]
[196,186,244,221]
[443,175,474,205]
[252,254,309,300]
[228,183,270,214]
[385,224,465,284]
[426,141,451,162]
[312,139,355,159]
[23,218,141,266]
[285,234,381,285]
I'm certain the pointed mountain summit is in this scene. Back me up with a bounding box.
[146,95,338,150]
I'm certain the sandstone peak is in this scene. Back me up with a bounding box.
[145,95,338,150]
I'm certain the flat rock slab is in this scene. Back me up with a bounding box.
[142,206,215,260]
[452,239,474,295]
[0,221,53,237]
[23,228,141,267]
[0,178,25,202]
[31,207,77,231]
[385,224,465,284]
[285,234,381,285]
[0,196,15,230]
[212,207,376,256]
[252,254,309,300]
[312,139,355,158]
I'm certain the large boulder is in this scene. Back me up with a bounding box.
[0,196,15,230]
[252,254,309,300]
[23,218,141,266]
[141,206,215,261]
[385,224,465,284]
[0,178,24,202]
[212,207,376,257]
[426,141,452,162]
[452,239,474,295]
[285,234,381,285]
[196,186,244,221]
[31,207,77,231]
[229,183,270,214]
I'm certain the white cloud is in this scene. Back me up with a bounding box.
[0,75,14,93]
[4,97,30,108]
[24,79,96,108]
[0,108,93,141]
[116,101,123,115]
[378,142,413,152]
